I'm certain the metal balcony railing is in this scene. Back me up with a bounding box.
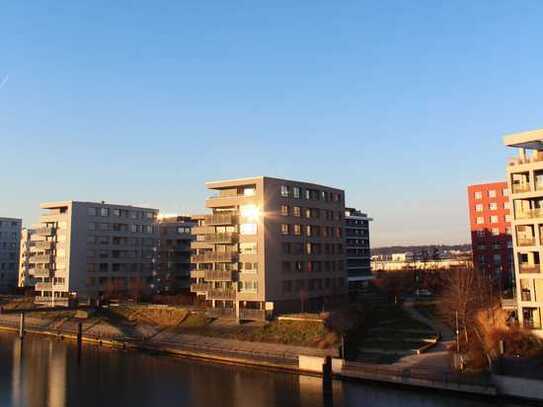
[191,252,236,263]
[207,288,236,300]
[512,184,531,193]
[197,233,238,244]
[205,213,237,226]
[204,270,233,281]
[190,283,209,293]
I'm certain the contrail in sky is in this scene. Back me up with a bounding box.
[0,75,9,90]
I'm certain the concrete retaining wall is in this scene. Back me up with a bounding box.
[493,375,543,401]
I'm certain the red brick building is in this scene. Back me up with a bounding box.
[467,181,513,290]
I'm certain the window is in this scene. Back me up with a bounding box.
[489,203,498,211]
[88,207,97,216]
[240,223,257,235]
[100,208,109,217]
[244,187,256,197]
[88,222,96,231]
[293,206,301,217]
[280,185,289,197]
[239,242,257,255]
[504,202,510,210]
[281,205,289,216]
[305,189,311,200]
[503,189,509,197]
[112,209,121,217]
[305,225,312,237]
[293,224,302,236]
[475,191,483,200]
[305,208,312,219]
[293,187,301,199]
[281,224,290,235]
[489,190,497,198]
[492,228,500,236]
[490,215,499,224]
[240,204,260,220]
[477,217,484,225]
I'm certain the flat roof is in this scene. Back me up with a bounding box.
[206,176,344,191]
[40,201,158,211]
[503,128,543,149]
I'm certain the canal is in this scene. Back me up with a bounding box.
[0,333,520,407]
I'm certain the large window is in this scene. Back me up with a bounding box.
[281,224,290,235]
[293,224,302,236]
[293,187,301,199]
[281,205,289,216]
[280,185,289,197]
[100,208,109,217]
[239,242,257,255]
[240,223,257,235]
[293,206,301,217]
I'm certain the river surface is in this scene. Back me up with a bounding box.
[0,333,519,407]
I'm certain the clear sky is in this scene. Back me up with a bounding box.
[1,1,543,246]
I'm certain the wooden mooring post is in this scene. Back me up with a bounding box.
[19,313,25,340]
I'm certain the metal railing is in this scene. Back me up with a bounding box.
[197,233,238,244]
[512,184,531,193]
[207,288,237,300]
[204,270,233,281]
[191,252,236,263]
[204,213,237,225]
[517,208,543,219]
[190,283,209,293]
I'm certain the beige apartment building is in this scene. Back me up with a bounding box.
[504,129,543,336]
[190,176,347,321]
[18,228,35,288]
[28,201,159,306]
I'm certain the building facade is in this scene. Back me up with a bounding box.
[28,201,159,306]
[0,217,22,293]
[344,207,372,290]
[504,129,543,336]
[157,216,195,293]
[18,228,35,288]
[190,177,347,320]
[467,182,513,291]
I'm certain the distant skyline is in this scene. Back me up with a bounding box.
[2,1,543,246]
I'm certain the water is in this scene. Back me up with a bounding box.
[0,333,517,407]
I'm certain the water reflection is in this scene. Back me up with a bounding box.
[0,333,516,407]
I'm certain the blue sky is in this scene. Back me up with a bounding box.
[1,1,543,246]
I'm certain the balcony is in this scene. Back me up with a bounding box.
[191,226,215,235]
[207,288,237,300]
[517,238,536,246]
[523,320,542,330]
[31,269,52,278]
[198,233,238,244]
[512,184,531,193]
[31,241,54,250]
[30,255,53,264]
[519,265,540,274]
[190,283,209,293]
[204,270,233,281]
[190,269,206,279]
[191,252,237,263]
[34,226,56,236]
[508,155,543,167]
[521,291,532,302]
[205,213,237,226]
[239,308,266,321]
[35,282,52,291]
[517,209,543,220]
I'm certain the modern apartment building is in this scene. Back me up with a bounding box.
[344,207,372,290]
[18,228,35,288]
[191,177,347,320]
[467,182,513,291]
[504,129,543,336]
[28,201,159,306]
[157,215,195,293]
[0,217,22,293]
